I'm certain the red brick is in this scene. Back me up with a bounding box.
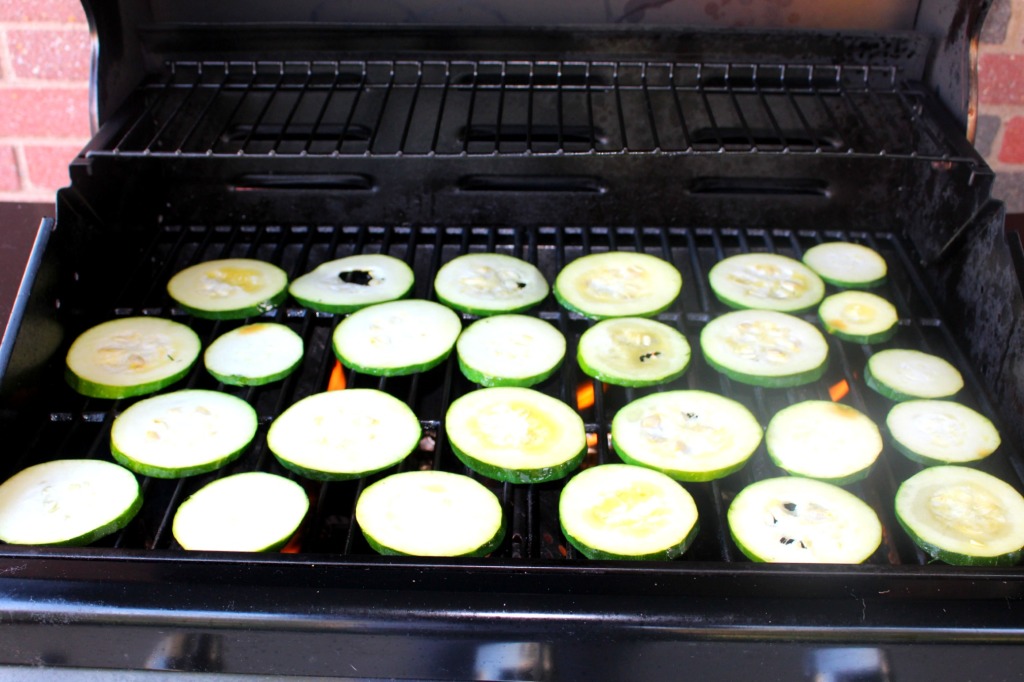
[979,54,1024,106]
[8,29,91,82]
[0,0,86,22]
[0,87,90,138]
[0,145,20,192]
[24,144,81,190]
[999,117,1024,165]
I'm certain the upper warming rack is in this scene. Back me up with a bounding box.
[89,59,969,161]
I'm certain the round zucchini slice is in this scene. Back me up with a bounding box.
[708,253,825,313]
[110,389,258,478]
[332,299,461,376]
[611,390,762,482]
[865,349,963,401]
[289,254,415,314]
[65,316,201,399]
[267,389,421,481]
[204,322,304,386]
[559,463,699,560]
[895,466,1024,566]
[553,251,682,320]
[765,400,882,485]
[886,400,1001,466]
[445,387,587,484]
[456,314,566,387]
[700,310,829,388]
[434,253,548,316]
[577,317,691,388]
[172,472,309,552]
[0,459,141,546]
[728,476,882,564]
[356,470,505,557]
[167,258,288,320]
[818,291,899,344]
[802,241,887,289]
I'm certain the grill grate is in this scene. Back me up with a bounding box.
[17,222,1021,569]
[90,59,965,161]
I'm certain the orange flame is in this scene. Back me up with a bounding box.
[279,532,303,554]
[586,432,599,448]
[327,360,347,391]
[576,381,596,411]
[828,379,850,402]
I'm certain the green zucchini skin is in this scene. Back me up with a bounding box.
[561,520,700,561]
[110,442,247,479]
[56,494,144,547]
[450,441,586,484]
[363,523,506,558]
[65,365,195,400]
[207,360,301,387]
[175,288,287,320]
[457,356,561,388]
[702,352,829,388]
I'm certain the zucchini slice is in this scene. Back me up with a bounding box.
[65,316,201,399]
[553,251,682,320]
[700,310,829,388]
[167,258,288,320]
[356,470,505,557]
[865,348,964,401]
[577,317,692,388]
[434,253,548,316]
[289,254,415,314]
[172,472,309,552]
[802,241,888,289]
[611,390,762,482]
[895,466,1024,566]
[445,387,587,483]
[204,322,304,386]
[886,400,1001,466]
[708,253,825,313]
[818,291,899,344]
[765,401,882,485]
[559,463,699,560]
[456,314,566,387]
[267,389,421,481]
[728,476,882,564]
[110,389,258,478]
[0,459,141,546]
[332,299,461,376]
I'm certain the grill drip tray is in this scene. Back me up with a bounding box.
[5,222,1019,570]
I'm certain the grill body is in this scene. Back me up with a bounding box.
[3,2,1024,678]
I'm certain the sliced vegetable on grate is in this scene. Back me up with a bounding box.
[865,348,964,401]
[0,459,142,547]
[802,241,888,289]
[559,463,699,560]
[553,251,682,319]
[895,466,1024,566]
[818,290,899,344]
[435,252,549,316]
[110,389,258,478]
[204,322,304,386]
[886,400,1000,466]
[577,317,691,388]
[65,316,201,399]
[167,258,288,319]
[456,314,566,387]
[708,253,825,313]
[356,470,505,557]
[289,254,415,314]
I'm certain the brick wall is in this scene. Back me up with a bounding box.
[0,1,1022,210]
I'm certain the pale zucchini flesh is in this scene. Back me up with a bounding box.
[802,242,887,289]
[445,387,587,483]
[895,466,1024,566]
[289,253,415,314]
[267,389,422,480]
[356,470,505,557]
[818,291,899,344]
[332,299,461,376]
[708,253,825,313]
[456,314,566,387]
[553,251,682,320]
[204,322,304,386]
[434,253,549,316]
[65,316,201,399]
[611,390,762,482]
[559,464,699,560]
[577,317,691,387]
[0,459,142,546]
[700,310,829,387]
[728,476,882,564]
[765,400,882,484]
[110,389,258,478]
[167,258,288,319]
[172,472,309,552]
[886,400,1001,466]
[866,349,964,401]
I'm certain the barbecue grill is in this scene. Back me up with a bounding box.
[2,0,1024,678]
